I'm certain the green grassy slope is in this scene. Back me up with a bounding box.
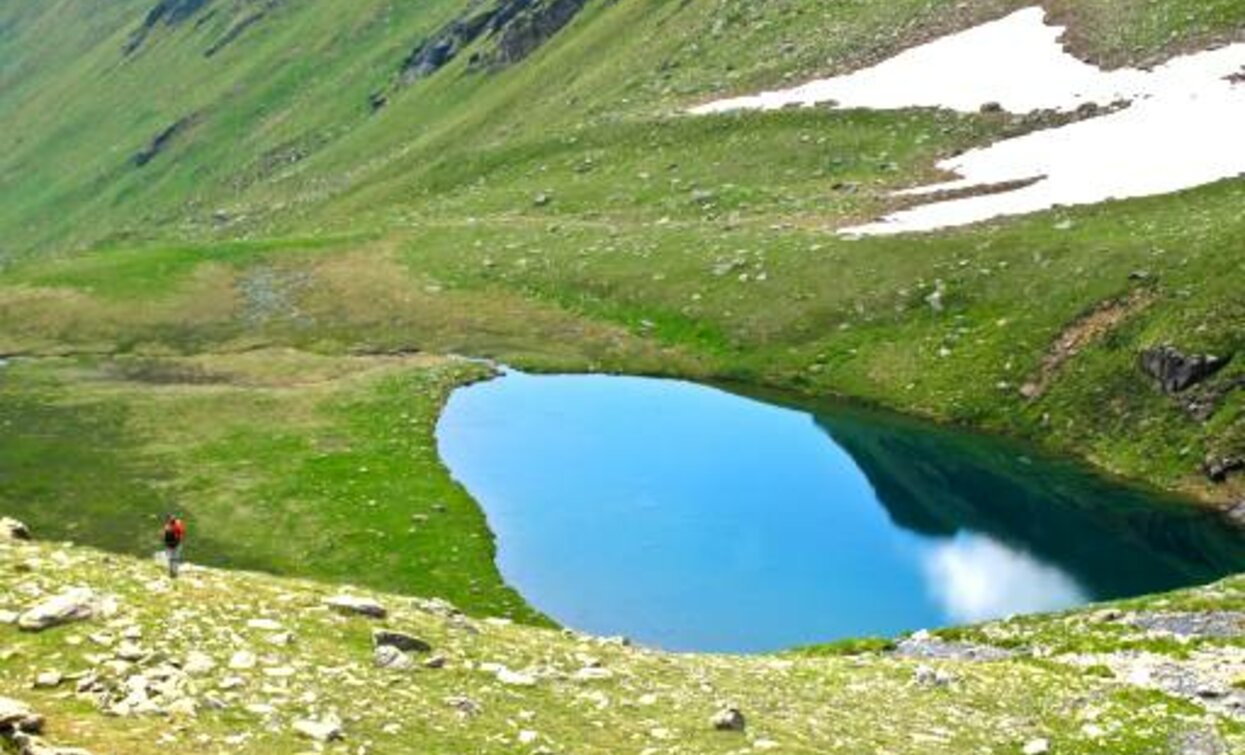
[1,0,1244,612]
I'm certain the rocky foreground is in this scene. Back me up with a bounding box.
[1,518,1243,754]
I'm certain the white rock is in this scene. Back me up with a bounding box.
[17,588,96,632]
[572,667,614,682]
[32,672,62,689]
[227,651,256,670]
[1023,739,1051,755]
[114,641,146,662]
[374,645,413,670]
[0,695,44,732]
[246,618,283,631]
[495,668,537,687]
[292,716,344,742]
[182,652,216,676]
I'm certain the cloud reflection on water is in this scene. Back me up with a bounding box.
[922,533,1089,624]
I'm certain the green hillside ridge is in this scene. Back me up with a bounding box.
[2,0,1243,520]
[2,524,1245,754]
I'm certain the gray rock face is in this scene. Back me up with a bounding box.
[1140,345,1231,394]
[0,517,31,541]
[372,629,432,654]
[400,0,591,83]
[323,595,387,619]
[17,588,97,632]
[710,705,745,732]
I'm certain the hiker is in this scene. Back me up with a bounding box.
[162,514,186,578]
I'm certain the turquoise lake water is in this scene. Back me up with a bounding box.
[436,371,1245,653]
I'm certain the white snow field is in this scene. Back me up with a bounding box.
[691,7,1245,236]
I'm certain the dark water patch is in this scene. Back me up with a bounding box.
[437,371,1245,652]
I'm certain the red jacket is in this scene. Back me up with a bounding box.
[164,519,185,546]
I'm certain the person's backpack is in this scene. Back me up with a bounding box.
[164,522,181,547]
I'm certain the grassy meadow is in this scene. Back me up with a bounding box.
[1,0,1243,613]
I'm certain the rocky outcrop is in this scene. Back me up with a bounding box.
[124,0,215,55]
[1140,345,1231,394]
[133,116,196,167]
[400,0,591,83]
[488,0,589,67]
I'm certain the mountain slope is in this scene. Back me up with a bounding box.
[2,525,1244,754]
[1,0,1244,626]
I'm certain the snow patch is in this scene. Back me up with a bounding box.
[691,7,1245,235]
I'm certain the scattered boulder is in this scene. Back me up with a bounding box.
[373,644,413,670]
[1139,345,1231,394]
[372,629,431,653]
[1202,456,1244,483]
[1022,738,1051,755]
[292,716,343,742]
[323,595,387,619]
[1,517,31,541]
[0,696,43,734]
[710,705,745,732]
[32,672,62,690]
[18,588,97,632]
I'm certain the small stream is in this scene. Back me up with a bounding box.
[437,371,1245,653]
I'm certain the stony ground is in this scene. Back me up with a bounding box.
[2,523,1243,754]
